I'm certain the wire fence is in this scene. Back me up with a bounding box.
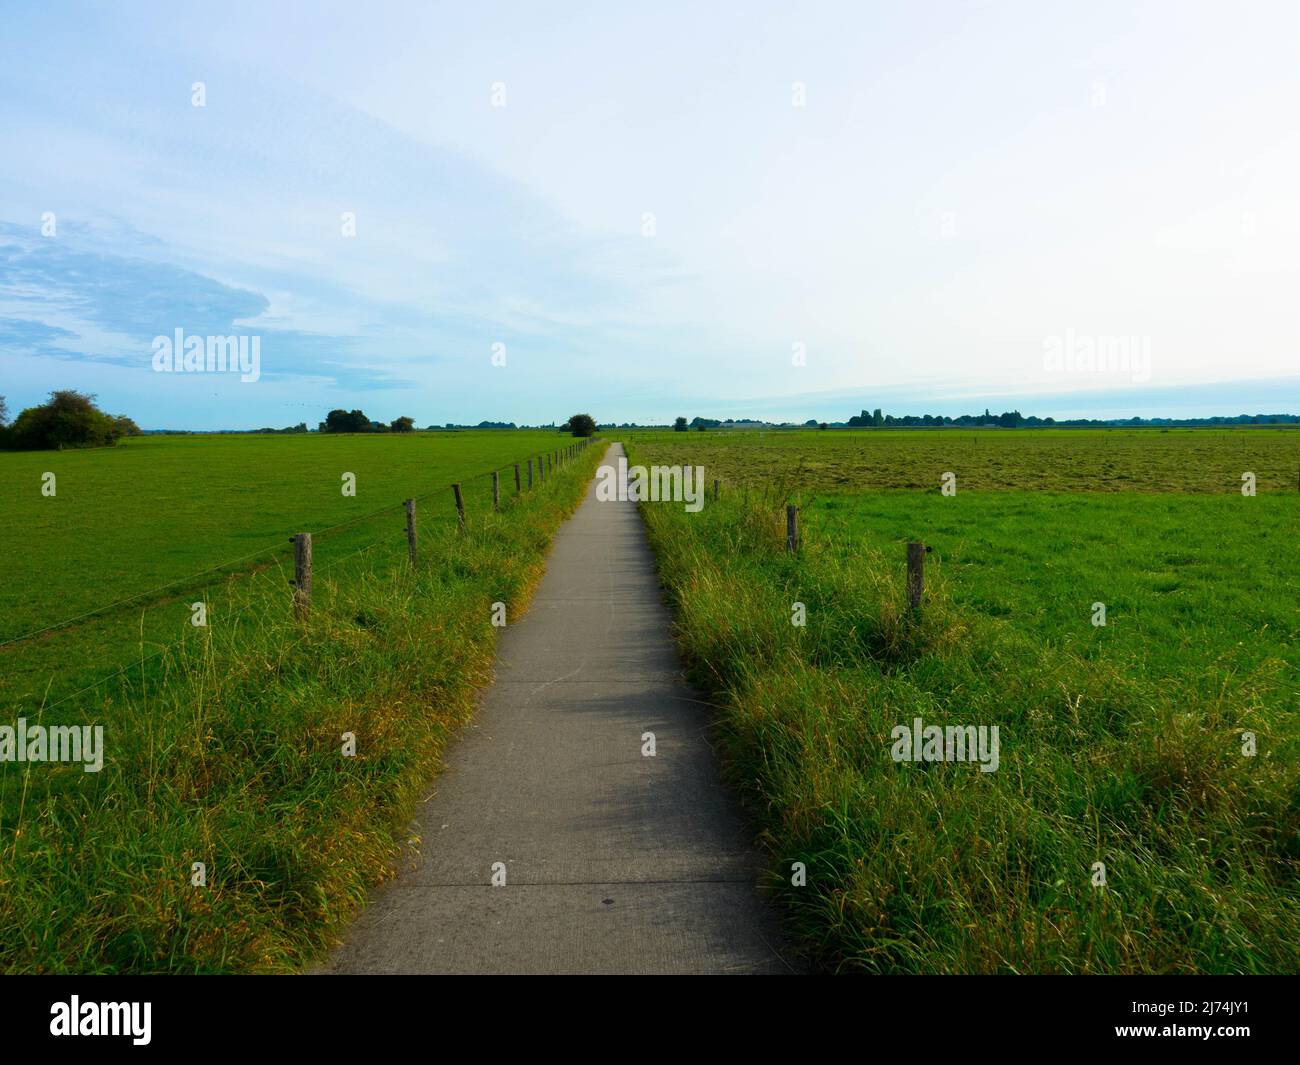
[1,437,602,710]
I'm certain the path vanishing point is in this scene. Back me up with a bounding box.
[323,443,793,974]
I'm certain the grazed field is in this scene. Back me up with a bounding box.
[0,431,570,707]
[0,432,601,973]
[622,426,1299,492]
[624,430,1300,973]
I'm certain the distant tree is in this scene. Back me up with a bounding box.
[0,395,7,427]
[673,416,688,432]
[4,390,134,450]
[391,416,415,433]
[111,414,143,437]
[872,408,884,426]
[562,413,597,437]
[324,409,372,433]
[804,419,819,427]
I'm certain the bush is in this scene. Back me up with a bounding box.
[3,391,135,450]
[563,413,597,437]
[323,409,373,433]
[112,414,143,438]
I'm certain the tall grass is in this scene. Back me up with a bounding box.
[0,442,604,973]
[628,446,1299,973]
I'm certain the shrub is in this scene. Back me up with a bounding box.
[4,391,134,450]
[323,409,372,433]
[563,413,597,437]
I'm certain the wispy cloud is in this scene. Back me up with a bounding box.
[2,1,1297,427]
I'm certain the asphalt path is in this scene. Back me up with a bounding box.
[323,443,792,974]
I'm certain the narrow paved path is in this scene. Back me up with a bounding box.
[323,443,791,974]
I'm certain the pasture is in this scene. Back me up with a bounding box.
[624,427,1300,973]
[620,425,1300,493]
[0,430,600,972]
[0,430,566,708]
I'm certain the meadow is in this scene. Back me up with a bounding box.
[0,430,600,972]
[0,430,567,708]
[623,427,1299,974]
[621,425,1300,492]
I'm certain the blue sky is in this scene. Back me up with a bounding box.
[1,0,1297,428]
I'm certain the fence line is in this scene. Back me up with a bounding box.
[0,437,600,651]
[3,437,601,707]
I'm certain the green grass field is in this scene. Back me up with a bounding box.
[623,428,1300,973]
[3,426,1296,974]
[0,430,600,973]
[622,426,1299,492]
[0,431,568,708]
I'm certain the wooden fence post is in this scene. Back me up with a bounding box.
[404,499,417,564]
[786,505,798,555]
[290,533,312,619]
[514,463,521,493]
[452,483,466,532]
[492,470,500,512]
[907,541,926,610]
[713,479,720,502]
[528,458,533,488]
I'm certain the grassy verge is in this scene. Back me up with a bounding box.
[0,440,605,973]
[624,441,1299,974]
